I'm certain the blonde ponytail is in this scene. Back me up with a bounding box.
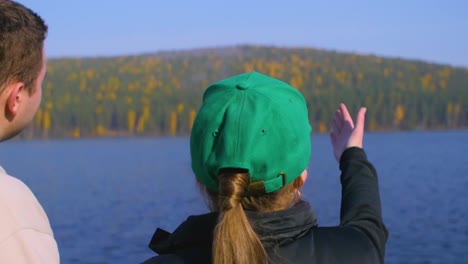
[205,169,301,264]
[213,170,268,264]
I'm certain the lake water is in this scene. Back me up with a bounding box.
[0,131,467,264]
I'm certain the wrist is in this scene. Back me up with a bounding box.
[339,147,366,167]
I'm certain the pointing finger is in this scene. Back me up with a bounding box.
[354,107,367,133]
[340,103,352,122]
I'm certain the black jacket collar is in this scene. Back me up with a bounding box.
[149,200,317,254]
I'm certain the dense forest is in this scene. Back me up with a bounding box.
[21,45,468,139]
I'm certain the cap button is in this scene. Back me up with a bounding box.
[236,82,249,90]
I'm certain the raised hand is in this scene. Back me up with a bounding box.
[330,103,367,162]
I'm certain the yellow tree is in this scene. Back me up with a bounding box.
[137,105,150,133]
[189,109,197,131]
[35,108,43,130]
[73,128,80,139]
[394,104,405,127]
[127,110,136,133]
[177,103,184,114]
[289,65,304,89]
[96,125,106,137]
[318,121,328,133]
[42,102,53,137]
[170,111,177,136]
[420,74,432,91]
[43,111,51,137]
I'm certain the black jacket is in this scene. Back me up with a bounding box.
[142,147,388,263]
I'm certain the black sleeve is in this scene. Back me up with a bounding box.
[339,147,389,262]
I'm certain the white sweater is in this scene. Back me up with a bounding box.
[0,166,59,263]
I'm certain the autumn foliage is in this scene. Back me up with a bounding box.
[24,45,467,139]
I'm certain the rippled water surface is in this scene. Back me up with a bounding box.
[0,131,467,263]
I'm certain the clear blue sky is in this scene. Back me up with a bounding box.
[20,0,468,67]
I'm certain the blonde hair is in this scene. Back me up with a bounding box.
[202,168,301,264]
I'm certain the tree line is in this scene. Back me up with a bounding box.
[21,45,468,139]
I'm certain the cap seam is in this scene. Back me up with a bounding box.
[234,73,254,162]
[235,91,246,162]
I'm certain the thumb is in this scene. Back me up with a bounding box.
[354,107,367,133]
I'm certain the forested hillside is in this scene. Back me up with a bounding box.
[23,45,468,139]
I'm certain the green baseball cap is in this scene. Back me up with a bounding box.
[190,71,312,194]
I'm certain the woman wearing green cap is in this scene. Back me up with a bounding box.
[142,72,388,264]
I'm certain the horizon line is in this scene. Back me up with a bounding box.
[46,44,468,70]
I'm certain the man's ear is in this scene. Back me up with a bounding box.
[5,82,24,120]
[293,169,308,189]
